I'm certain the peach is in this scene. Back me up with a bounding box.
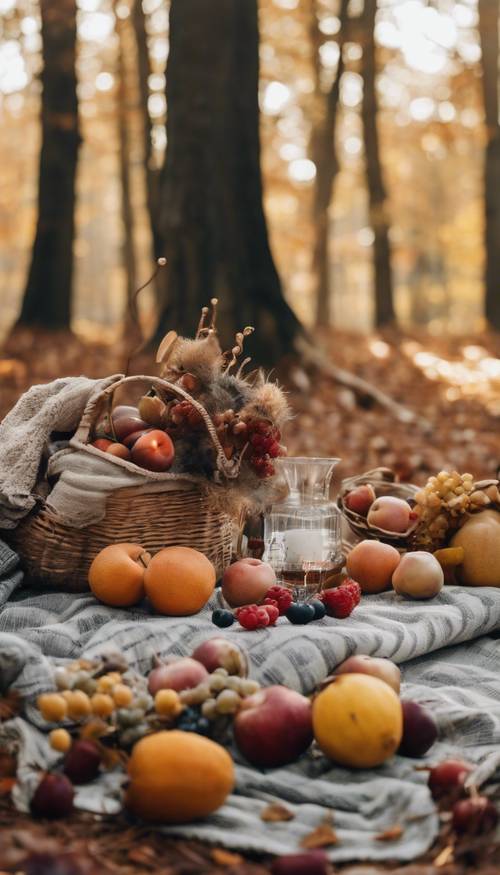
[392,551,444,599]
[346,540,401,594]
[88,543,149,607]
[344,484,376,516]
[131,429,175,472]
[148,657,209,695]
[334,655,400,694]
[221,558,276,608]
[92,438,112,451]
[367,496,412,533]
[144,546,215,615]
[105,443,131,460]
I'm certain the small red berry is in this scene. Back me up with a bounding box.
[255,607,270,626]
[428,760,473,801]
[341,578,361,606]
[263,597,279,609]
[320,587,356,619]
[266,586,293,615]
[262,603,279,625]
[238,610,260,631]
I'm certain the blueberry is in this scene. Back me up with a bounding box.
[286,603,315,625]
[310,599,326,620]
[212,608,234,628]
[195,717,211,736]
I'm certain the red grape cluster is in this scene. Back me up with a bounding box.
[245,419,285,479]
[170,400,203,430]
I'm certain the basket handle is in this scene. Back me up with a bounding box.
[73,374,241,479]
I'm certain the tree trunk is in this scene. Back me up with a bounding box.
[115,5,139,336]
[360,0,395,328]
[478,0,500,330]
[310,0,349,328]
[153,0,302,366]
[17,0,80,330]
[132,0,162,261]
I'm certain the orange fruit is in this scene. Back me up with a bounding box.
[125,730,234,822]
[144,546,215,615]
[88,543,149,607]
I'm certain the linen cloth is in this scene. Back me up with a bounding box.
[1,539,499,862]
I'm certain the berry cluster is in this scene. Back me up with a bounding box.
[245,419,285,479]
[169,400,203,430]
[212,583,361,631]
[320,579,361,619]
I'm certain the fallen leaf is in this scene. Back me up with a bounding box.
[434,844,455,867]
[210,848,244,866]
[0,690,22,721]
[127,845,157,865]
[375,824,404,841]
[300,815,338,849]
[260,802,295,822]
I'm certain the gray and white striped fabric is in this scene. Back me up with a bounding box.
[1,539,499,863]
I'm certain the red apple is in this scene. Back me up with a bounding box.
[147,657,209,694]
[222,558,276,608]
[123,428,153,448]
[234,685,313,768]
[105,442,131,460]
[344,484,376,516]
[428,759,473,802]
[398,701,438,757]
[92,438,112,451]
[191,638,248,677]
[131,429,175,472]
[334,655,401,694]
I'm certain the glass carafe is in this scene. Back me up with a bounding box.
[263,457,343,601]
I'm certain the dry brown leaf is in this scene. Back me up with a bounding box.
[375,824,404,841]
[300,816,338,849]
[434,844,455,867]
[0,690,22,721]
[260,802,295,822]
[210,847,244,866]
[127,845,157,865]
[0,752,17,778]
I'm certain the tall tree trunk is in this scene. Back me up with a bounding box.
[478,0,500,330]
[132,0,162,261]
[115,4,139,336]
[360,0,395,328]
[153,0,302,366]
[17,0,80,329]
[310,0,349,328]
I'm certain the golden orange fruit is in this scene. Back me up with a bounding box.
[88,543,148,607]
[125,730,234,822]
[144,546,216,616]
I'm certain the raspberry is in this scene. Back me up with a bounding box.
[263,597,279,610]
[320,587,356,619]
[262,603,279,625]
[255,607,270,626]
[341,578,361,606]
[266,586,293,615]
[238,609,260,631]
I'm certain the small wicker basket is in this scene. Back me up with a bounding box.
[338,467,419,548]
[10,375,240,591]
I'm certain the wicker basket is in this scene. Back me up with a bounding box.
[10,375,240,591]
[338,467,419,548]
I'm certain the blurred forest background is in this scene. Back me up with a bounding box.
[0,0,499,483]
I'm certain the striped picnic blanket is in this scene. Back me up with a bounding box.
[1,538,499,862]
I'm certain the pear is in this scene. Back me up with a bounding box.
[450,510,500,587]
[392,551,444,599]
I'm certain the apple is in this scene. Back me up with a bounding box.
[334,655,401,694]
[221,558,276,608]
[234,685,313,768]
[398,701,438,757]
[131,429,175,472]
[92,438,112,451]
[191,638,248,677]
[105,442,131,460]
[367,496,412,533]
[344,484,376,516]
[112,405,150,442]
[147,657,209,695]
[123,428,153,448]
[392,552,444,599]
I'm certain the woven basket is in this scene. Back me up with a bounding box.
[10,375,240,591]
[338,467,419,548]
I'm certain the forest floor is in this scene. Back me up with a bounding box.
[0,327,499,874]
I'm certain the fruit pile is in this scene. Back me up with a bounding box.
[88,543,216,615]
[343,485,417,534]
